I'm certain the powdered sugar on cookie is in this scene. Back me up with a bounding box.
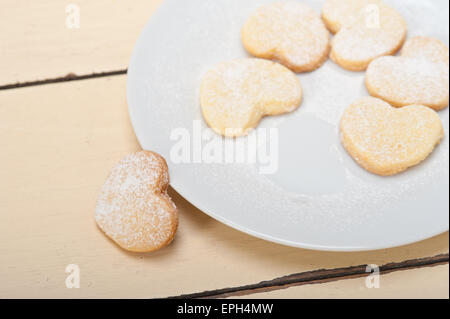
[96,151,177,253]
[401,36,449,65]
[322,0,383,34]
[324,0,407,71]
[340,97,444,176]
[242,2,330,72]
[366,36,449,110]
[200,58,302,137]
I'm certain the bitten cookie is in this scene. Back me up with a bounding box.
[340,97,444,176]
[96,151,178,253]
[241,2,330,73]
[323,0,407,71]
[366,36,449,110]
[200,58,302,137]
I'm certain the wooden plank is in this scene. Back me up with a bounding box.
[230,264,449,299]
[0,0,163,86]
[178,254,449,298]
[0,76,448,298]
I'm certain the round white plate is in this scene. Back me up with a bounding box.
[127,0,449,251]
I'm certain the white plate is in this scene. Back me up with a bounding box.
[127,0,449,251]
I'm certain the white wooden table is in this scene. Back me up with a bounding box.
[0,0,448,299]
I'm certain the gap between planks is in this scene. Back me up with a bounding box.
[0,70,127,91]
[169,253,449,299]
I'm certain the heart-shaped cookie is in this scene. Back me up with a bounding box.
[241,2,330,73]
[366,36,450,111]
[322,0,383,34]
[323,0,407,71]
[340,97,444,176]
[200,58,302,137]
[96,151,178,252]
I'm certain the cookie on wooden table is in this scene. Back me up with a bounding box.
[96,151,178,253]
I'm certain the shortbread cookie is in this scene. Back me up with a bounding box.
[241,2,330,73]
[340,97,444,176]
[322,0,383,34]
[366,37,449,111]
[401,36,449,65]
[96,151,178,253]
[323,0,407,71]
[200,58,302,137]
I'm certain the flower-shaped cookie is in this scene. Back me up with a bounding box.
[323,0,407,71]
[340,97,444,176]
[366,36,449,111]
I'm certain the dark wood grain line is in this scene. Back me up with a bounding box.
[0,70,127,90]
[169,253,449,299]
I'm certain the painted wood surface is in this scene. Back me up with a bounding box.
[0,75,447,298]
